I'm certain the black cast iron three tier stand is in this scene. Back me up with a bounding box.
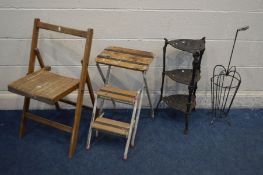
[156,37,206,134]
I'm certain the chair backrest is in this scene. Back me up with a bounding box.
[27,18,93,81]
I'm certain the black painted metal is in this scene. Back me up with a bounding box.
[156,37,206,134]
[210,26,248,125]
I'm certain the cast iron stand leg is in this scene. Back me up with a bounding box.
[142,71,154,118]
[192,82,198,111]
[185,84,194,135]
[184,112,189,135]
[155,38,168,112]
[184,52,200,134]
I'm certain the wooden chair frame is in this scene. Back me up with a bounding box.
[10,18,94,157]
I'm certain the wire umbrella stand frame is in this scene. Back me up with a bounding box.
[210,25,249,125]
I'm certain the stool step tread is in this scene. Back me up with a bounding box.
[92,117,130,136]
[97,85,137,104]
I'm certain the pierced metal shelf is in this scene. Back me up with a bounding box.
[163,94,196,113]
[168,39,205,53]
[165,69,200,85]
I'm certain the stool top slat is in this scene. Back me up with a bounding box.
[96,46,154,71]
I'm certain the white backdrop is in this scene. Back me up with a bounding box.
[0,0,263,109]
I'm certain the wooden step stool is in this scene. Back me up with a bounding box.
[95,46,154,118]
[86,85,143,160]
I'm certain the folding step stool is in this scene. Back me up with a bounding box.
[86,85,143,160]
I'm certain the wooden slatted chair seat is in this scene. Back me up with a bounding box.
[8,69,79,104]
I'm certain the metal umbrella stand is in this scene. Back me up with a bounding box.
[210,26,249,125]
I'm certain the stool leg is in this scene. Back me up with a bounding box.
[86,72,95,106]
[98,65,110,116]
[95,99,104,138]
[19,97,30,138]
[131,90,143,147]
[124,98,138,160]
[123,126,133,160]
[97,64,116,108]
[142,72,154,118]
[86,95,98,150]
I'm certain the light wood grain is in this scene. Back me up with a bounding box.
[26,112,72,133]
[92,117,130,136]
[96,57,148,71]
[105,46,154,58]
[37,21,87,38]
[8,69,79,104]
[96,46,154,71]
[97,85,137,104]
[95,117,130,129]
[101,85,137,97]
[99,50,153,65]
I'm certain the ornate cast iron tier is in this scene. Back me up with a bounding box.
[163,95,196,113]
[168,39,205,53]
[156,37,206,134]
[165,69,200,85]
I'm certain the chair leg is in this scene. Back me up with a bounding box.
[19,97,30,138]
[68,99,83,157]
[69,116,81,157]
[55,102,60,110]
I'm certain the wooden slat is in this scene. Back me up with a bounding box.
[34,48,45,68]
[28,18,40,74]
[98,50,153,65]
[59,99,91,110]
[37,22,87,38]
[92,118,130,136]
[95,117,130,129]
[97,88,136,104]
[101,85,137,97]
[26,112,72,133]
[8,70,79,104]
[92,123,128,136]
[96,57,148,71]
[105,46,154,58]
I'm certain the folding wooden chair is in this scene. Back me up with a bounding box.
[8,18,94,157]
